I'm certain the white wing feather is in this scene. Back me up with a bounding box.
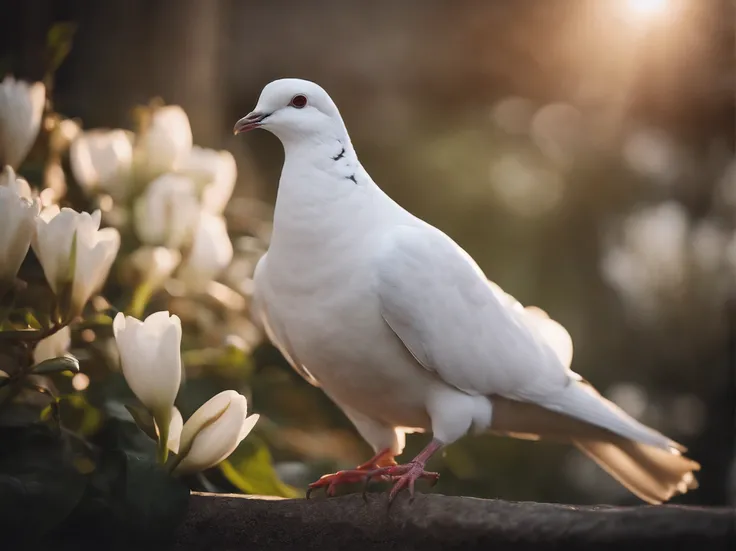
[375,224,572,400]
[375,224,678,450]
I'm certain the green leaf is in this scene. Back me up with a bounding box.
[124,404,158,442]
[64,448,127,537]
[218,435,300,498]
[33,356,80,375]
[93,417,157,461]
[25,311,42,329]
[58,395,102,437]
[0,424,86,543]
[46,22,77,75]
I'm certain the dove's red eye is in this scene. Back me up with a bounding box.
[290,94,307,109]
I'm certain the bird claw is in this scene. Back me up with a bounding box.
[364,461,440,503]
[306,448,396,499]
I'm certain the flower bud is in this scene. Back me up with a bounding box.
[0,76,45,169]
[70,129,134,198]
[173,390,258,475]
[177,213,233,290]
[134,174,200,249]
[176,146,236,214]
[136,105,192,176]
[0,166,39,291]
[113,311,183,442]
[32,208,120,319]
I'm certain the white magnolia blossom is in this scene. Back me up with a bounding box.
[177,146,237,214]
[0,166,40,287]
[70,129,134,197]
[0,165,32,198]
[113,311,183,440]
[0,76,45,169]
[177,212,233,290]
[173,390,259,475]
[134,173,200,249]
[129,246,181,290]
[33,326,72,365]
[32,208,120,318]
[136,105,193,176]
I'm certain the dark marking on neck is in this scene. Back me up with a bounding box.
[332,147,345,161]
[346,174,357,184]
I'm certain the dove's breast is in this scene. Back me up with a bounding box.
[254,230,443,431]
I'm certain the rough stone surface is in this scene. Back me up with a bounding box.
[38,492,736,550]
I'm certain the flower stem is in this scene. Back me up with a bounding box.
[157,424,170,465]
[128,282,153,319]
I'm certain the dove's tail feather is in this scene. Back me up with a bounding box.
[573,437,700,504]
[535,380,682,451]
[488,387,701,503]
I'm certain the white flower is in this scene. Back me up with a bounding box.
[0,166,40,288]
[0,77,45,169]
[176,146,237,214]
[70,129,134,198]
[0,164,32,198]
[38,203,61,222]
[129,246,181,290]
[155,406,183,454]
[32,208,120,319]
[173,390,259,475]
[113,311,183,439]
[136,105,192,176]
[177,213,233,290]
[134,173,200,249]
[33,326,72,364]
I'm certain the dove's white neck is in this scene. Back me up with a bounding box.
[267,128,400,264]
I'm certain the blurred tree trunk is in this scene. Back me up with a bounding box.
[55,0,225,147]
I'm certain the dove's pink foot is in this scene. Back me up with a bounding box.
[306,447,396,498]
[365,439,443,503]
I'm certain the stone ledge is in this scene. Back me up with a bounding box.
[45,492,736,551]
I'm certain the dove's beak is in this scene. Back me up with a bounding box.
[233,112,269,135]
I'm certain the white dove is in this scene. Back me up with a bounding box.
[234,78,700,504]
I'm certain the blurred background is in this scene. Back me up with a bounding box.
[2,0,734,506]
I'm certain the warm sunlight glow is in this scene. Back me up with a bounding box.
[627,0,669,18]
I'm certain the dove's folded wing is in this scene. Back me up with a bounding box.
[375,224,573,399]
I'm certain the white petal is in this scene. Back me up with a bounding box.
[0,181,38,283]
[137,105,192,176]
[134,173,199,248]
[114,311,182,419]
[178,213,233,290]
[31,207,80,293]
[177,390,239,455]
[238,413,260,444]
[71,225,120,315]
[129,246,181,289]
[175,393,247,475]
[33,326,72,364]
[0,77,46,169]
[69,129,134,197]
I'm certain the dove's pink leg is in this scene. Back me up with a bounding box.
[365,439,442,502]
[306,447,396,498]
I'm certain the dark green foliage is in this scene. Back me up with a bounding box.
[0,424,86,542]
[0,418,190,546]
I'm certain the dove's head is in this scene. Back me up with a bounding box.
[233,79,346,144]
